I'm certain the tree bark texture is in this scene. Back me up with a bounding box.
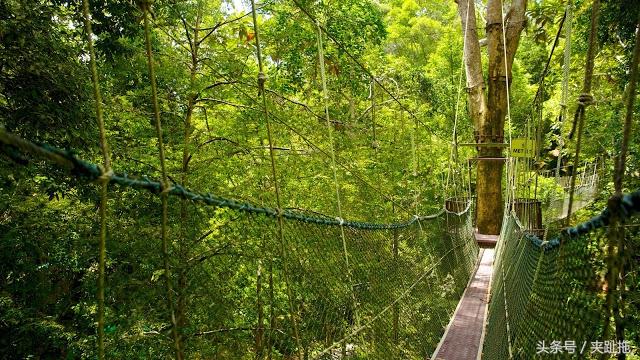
[456,0,527,234]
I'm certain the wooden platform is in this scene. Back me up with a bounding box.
[431,248,494,360]
[475,230,498,248]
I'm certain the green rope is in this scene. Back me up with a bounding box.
[249,1,303,357]
[140,2,182,358]
[556,2,573,181]
[81,1,111,358]
[0,127,461,227]
[316,20,362,340]
[604,11,640,358]
[534,81,543,199]
[5,126,639,245]
[566,0,600,226]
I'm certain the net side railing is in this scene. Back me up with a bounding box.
[0,129,480,359]
[483,213,605,359]
[541,168,599,222]
[483,190,640,359]
[180,200,479,359]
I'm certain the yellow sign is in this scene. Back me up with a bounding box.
[511,138,536,158]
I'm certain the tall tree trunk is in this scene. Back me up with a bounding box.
[456,0,527,234]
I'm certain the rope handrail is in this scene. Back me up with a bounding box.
[565,0,600,224]
[4,125,637,242]
[140,2,183,357]
[0,128,461,230]
[520,189,640,250]
[4,125,637,247]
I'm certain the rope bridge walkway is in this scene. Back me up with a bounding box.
[483,194,640,359]
[432,248,494,360]
[0,127,480,359]
[2,127,640,359]
[2,0,640,358]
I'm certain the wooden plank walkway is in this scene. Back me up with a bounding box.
[475,231,498,248]
[431,248,494,360]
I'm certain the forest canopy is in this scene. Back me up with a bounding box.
[1,0,639,359]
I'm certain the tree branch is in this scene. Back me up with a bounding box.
[187,243,232,268]
[457,0,487,129]
[192,229,214,245]
[190,327,283,338]
[180,16,195,56]
[355,99,395,122]
[186,136,251,168]
[198,10,254,46]
[263,88,324,121]
[196,98,258,110]
[196,81,238,100]
[504,0,528,72]
[196,137,240,149]
[152,20,192,54]
[263,88,348,127]
[250,146,309,152]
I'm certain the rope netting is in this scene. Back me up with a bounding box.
[483,2,640,356]
[0,126,479,358]
[197,204,478,359]
[483,189,640,359]
[539,163,600,222]
[483,212,607,359]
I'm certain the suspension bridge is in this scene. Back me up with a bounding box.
[1,0,639,359]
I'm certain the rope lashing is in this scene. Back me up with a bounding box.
[555,3,572,181]
[317,20,363,336]
[577,93,595,106]
[257,71,267,92]
[97,167,114,184]
[565,0,600,225]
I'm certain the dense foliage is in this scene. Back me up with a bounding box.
[0,0,639,358]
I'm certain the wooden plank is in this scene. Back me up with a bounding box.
[431,249,494,360]
[475,231,499,248]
